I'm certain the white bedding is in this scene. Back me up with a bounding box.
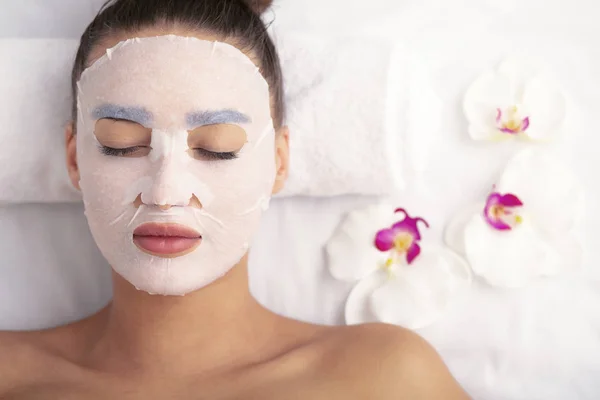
[1,0,600,399]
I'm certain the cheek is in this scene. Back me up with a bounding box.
[78,145,149,209]
[195,139,276,208]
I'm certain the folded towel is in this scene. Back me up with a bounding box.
[0,34,436,203]
[0,39,81,204]
[275,31,438,197]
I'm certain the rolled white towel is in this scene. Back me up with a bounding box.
[0,33,437,203]
[0,39,81,204]
[275,31,437,197]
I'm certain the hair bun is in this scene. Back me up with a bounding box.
[242,0,273,14]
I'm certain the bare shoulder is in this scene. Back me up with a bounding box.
[309,323,471,400]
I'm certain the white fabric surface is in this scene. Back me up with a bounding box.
[1,0,600,399]
[0,0,103,39]
[0,39,81,203]
[274,32,437,197]
[0,204,111,329]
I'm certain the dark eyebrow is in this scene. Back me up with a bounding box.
[92,104,153,126]
[186,109,251,129]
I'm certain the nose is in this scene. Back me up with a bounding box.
[133,194,203,209]
[138,153,192,207]
[131,129,212,210]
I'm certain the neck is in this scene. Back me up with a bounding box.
[84,255,288,376]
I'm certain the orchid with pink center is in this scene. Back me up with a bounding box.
[327,203,472,329]
[483,191,524,231]
[445,149,585,288]
[464,58,566,142]
[496,106,530,135]
[374,208,429,266]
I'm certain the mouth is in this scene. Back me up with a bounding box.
[133,223,202,258]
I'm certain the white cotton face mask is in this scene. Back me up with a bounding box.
[76,35,275,296]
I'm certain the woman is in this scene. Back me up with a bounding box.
[0,0,469,398]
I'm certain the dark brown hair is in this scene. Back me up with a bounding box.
[71,0,284,129]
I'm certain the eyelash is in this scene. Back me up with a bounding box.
[100,146,144,157]
[193,148,239,161]
[99,145,238,161]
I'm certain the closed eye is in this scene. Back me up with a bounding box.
[99,145,238,161]
[193,148,239,161]
[99,145,149,157]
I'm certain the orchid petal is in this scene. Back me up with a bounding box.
[497,148,585,236]
[391,219,420,241]
[464,212,561,288]
[326,204,399,282]
[391,209,429,241]
[369,277,424,328]
[499,126,520,134]
[483,193,514,230]
[464,71,514,140]
[406,242,421,264]
[374,228,396,252]
[521,75,566,141]
[346,247,471,329]
[497,57,543,98]
[484,193,502,210]
[484,215,512,231]
[469,124,502,141]
[445,204,481,256]
[521,117,530,132]
[500,193,524,207]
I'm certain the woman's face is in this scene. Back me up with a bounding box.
[66,30,289,296]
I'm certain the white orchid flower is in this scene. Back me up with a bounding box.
[445,148,584,288]
[464,58,566,142]
[327,204,471,330]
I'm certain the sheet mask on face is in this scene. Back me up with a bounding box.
[76,35,275,296]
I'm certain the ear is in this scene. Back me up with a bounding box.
[271,125,290,195]
[65,121,81,191]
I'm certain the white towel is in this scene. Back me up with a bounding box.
[0,39,81,204]
[275,31,439,197]
[0,34,436,203]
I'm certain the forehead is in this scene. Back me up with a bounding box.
[77,35,270,129]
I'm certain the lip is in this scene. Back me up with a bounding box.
[133,223,201,257]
